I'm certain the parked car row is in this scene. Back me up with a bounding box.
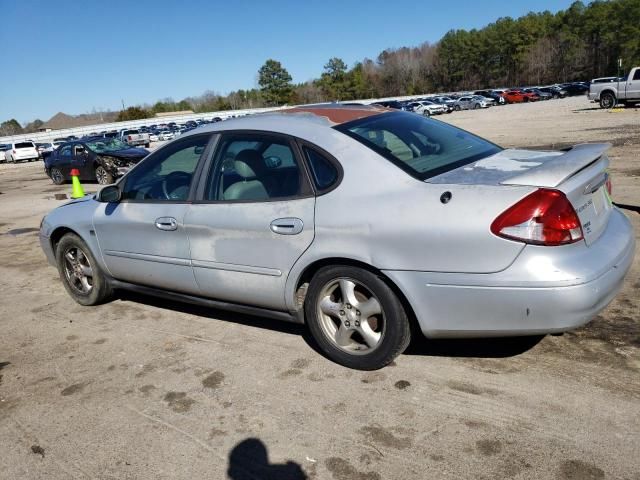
[366,81,590,117]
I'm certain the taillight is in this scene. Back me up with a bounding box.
[605,174,612,197]
[491,189,583,246]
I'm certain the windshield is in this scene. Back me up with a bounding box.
[85,138,130,153]
[335,111,502,180]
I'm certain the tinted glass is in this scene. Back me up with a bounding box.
[15,142,34,148]
[336,112,501,180]
[634,70,640,81]
[121,134,210,201]
[304,147,338,191]
[59,145,72,157]
[206,135,307,201]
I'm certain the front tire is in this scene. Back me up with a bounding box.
[56,233,112,306]
[600,92,616,109]
[305,266,411,370]
[95,165,114,185]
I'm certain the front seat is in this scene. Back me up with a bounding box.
[223,149,269,201]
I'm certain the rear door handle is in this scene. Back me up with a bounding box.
[155,217,178,231]
[270,217,303,235]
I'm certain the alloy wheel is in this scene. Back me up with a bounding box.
[95,167,109,185]
[50,168,64,184]
[62,246,94,295]
[316,277,385,355]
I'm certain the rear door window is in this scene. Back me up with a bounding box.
[205,134,311,201]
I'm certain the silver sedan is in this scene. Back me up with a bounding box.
[39,105,635,369]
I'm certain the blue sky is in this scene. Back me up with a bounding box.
[1,0,576,123]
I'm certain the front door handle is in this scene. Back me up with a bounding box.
[155,217,178,231]
[270,217,303,235]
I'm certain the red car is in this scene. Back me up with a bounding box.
[503,89,539,103]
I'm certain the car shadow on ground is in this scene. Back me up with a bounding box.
[227,438,307,480]
[404,335,544,358]
[115,291,543,361]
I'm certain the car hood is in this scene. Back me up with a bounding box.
[98,148,148,160]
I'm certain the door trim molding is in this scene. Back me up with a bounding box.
[192,259,282,277]
[104,250,190,267]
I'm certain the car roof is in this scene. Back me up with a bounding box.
[178,105,397,153]
[193,104,391,134]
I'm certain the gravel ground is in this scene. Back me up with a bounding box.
[0,96,638,480]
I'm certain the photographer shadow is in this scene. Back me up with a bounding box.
[227,438,307,480]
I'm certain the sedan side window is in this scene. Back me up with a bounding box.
[206,135,310,201]
[59,145,72,157]
[303,147,339,191]
[121,134,210,201]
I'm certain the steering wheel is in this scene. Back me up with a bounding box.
[161,171,192,200]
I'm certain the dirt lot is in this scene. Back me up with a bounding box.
[0,96,638,480]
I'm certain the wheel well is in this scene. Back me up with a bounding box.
[601,89,616,98]
[50,227,77,253]
[295,258,421,336]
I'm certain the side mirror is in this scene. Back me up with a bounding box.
[98,185,121,203]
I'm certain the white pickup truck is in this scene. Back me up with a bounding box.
[588,66,640,108]
[118,129,150,148]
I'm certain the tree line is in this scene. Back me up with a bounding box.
[2,0,638,132]
[109,0,640,118]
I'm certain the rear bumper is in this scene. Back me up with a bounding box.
[384,209,635,338]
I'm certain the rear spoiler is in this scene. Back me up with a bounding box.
[501,143,611,188]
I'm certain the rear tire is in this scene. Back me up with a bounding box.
[454,105,461,111]
[50,167,65,185]
[305,265,411,370]
[56,233,112,306]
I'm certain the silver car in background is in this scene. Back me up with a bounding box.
[454,95,490,110]
[39,105,635,369]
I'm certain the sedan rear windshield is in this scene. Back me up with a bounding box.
[15,142,34,148]
[335,112,501,180]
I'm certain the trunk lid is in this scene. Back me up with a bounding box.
[430,143,613,246]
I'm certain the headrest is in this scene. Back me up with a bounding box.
[233,149,265,179]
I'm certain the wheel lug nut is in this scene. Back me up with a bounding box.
[355,320,360,327]
[346,304,352,309]
[340,310,345,316]
[356,310,361,316]
[345,321,350,327]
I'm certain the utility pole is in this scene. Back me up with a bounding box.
[121,99,126,111]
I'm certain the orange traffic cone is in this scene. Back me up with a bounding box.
[70,168,85,198]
